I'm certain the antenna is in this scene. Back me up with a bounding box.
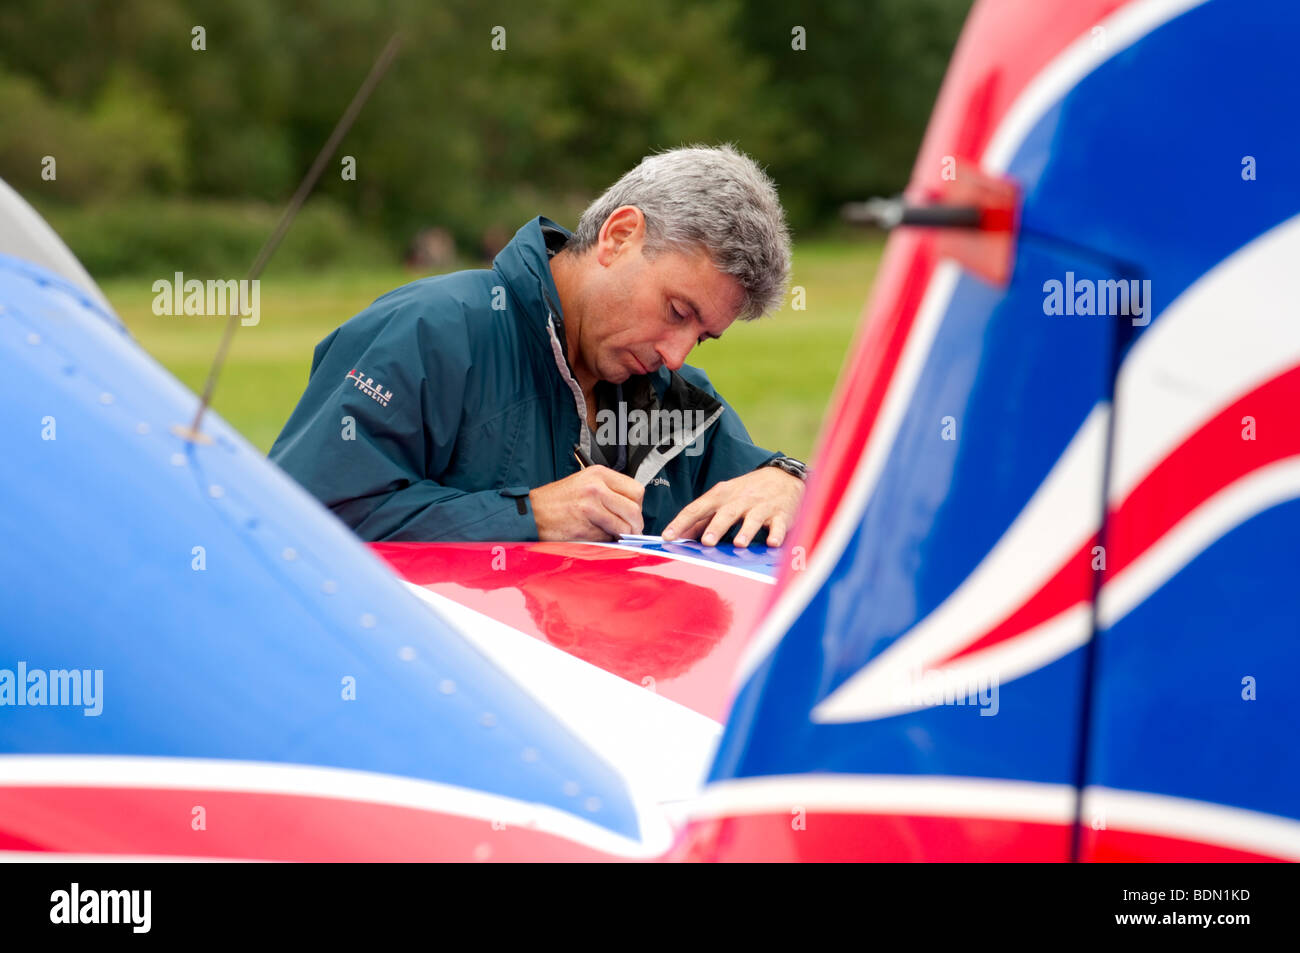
[175,32,403,443]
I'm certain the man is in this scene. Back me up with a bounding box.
[270,145,808,546]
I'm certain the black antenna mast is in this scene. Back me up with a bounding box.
[176,32,402,442]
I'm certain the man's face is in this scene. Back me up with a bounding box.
[565,209,745,385]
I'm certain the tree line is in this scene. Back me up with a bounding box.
[0,0,971,274]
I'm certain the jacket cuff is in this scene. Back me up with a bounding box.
[497,486,539,540]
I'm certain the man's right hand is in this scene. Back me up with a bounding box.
[529,466,645,541]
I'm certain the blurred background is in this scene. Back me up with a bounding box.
[0,0,972,458]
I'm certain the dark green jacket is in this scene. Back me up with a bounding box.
[269,217,782,542]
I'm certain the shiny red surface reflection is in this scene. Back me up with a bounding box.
[373,542,771,721]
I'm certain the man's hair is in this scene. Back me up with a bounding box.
[568,144,791,321]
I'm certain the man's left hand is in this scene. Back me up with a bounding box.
[662,466,804,548]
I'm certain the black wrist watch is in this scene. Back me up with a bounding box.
[760,456,809,482]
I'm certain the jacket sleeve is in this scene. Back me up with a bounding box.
[268,296,539,542]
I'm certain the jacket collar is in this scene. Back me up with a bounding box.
[493,216,572,352]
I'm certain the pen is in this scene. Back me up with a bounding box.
[573,445,596,469]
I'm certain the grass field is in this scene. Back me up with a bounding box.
[100,237,883,462]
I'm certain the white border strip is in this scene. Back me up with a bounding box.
[686,774,1300,861]
[0,754,670,859]
[689,774,1076,824]
[1084,785,1300,860]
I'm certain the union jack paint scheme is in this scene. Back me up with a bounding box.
[1,0,1296,862]
[675,0,1300,862]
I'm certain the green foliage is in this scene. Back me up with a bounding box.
[0,0,971,272]
[0,66,187,200]
[35,196,395,278]
[731,0,975,224]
